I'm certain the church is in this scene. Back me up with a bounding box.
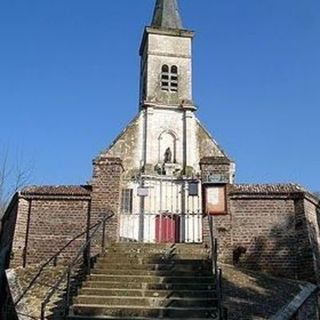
[0,1,319,319]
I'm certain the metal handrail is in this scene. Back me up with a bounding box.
[207,214,225,319]
[40,212,114,320]
[13,218,104,307]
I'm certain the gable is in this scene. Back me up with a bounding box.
[100,114,142,175]
[196,118,231,161]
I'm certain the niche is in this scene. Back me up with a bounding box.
[158,130,177,164]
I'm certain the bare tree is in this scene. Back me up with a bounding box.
[0,147,32,218]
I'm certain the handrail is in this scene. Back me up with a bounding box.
[14,219,102,307]
[207,214,225,320]
[40,212,114,320]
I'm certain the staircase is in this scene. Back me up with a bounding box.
[67,243,220,319]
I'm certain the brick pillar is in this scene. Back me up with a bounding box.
[91,156,123,244]
[200,157,233,264]
[200,156,234,183]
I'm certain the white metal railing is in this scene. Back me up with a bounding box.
[119,212,203,243]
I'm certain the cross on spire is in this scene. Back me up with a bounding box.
[151,0,183,30]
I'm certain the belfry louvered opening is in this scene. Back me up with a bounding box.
[161,64,178,92]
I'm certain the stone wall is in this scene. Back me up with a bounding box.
[142,28,193,106]
[105,115,141,178]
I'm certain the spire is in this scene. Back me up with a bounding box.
[151,0,183,30]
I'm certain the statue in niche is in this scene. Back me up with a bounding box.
[164,147,172,163]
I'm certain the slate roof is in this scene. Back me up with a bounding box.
[21,185,91,197]
[151,0,183,30]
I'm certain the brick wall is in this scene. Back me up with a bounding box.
[203,184,320,283]
[0,196,19,269]
[202,185,233,264]
[200,158,234,263]
[91,156,123,244]
[10,198,30,268]
[0,195,20,305]
[297,197,320,283]
[10,197,90,267]
[24,199,90,265]
[230,194,297,278]
[200,156,234,184]
[3,156,124,269]
[294,198,316,282]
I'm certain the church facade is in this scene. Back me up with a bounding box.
[1,0,320,303]
[104,1,235,244]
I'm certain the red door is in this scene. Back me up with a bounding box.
[155,214,179,243]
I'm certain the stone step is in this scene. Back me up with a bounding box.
[111,243,171,249]
[101,254,209,264]
[78,288,216,298]
[98,257,210,265]
[68,246,218,319]
[88,274,215,284]
[74,295,218,308]
[107,245,208,256]
[111,243,206,249]
[83,281,216,291]
[91,269,212,277]
[72,304,219,318]
[68,316,212,320]
[94,263,211,272]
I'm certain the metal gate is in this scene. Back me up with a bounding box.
[119,176,203,243]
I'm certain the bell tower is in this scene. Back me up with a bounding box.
[139,0,195,108]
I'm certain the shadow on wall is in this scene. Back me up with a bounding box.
[232,214,318,282]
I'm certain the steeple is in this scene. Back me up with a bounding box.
[151,0,183,30]
[139,0,194,108]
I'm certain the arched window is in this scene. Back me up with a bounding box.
[170,65,178,92]
[161,65,169,91]
[161,64,178,92]
[162,65,169,73]
[171,65,178,74]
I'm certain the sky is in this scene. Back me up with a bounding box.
[0,0,319,192]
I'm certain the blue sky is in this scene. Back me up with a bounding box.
[0,0,319,191]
